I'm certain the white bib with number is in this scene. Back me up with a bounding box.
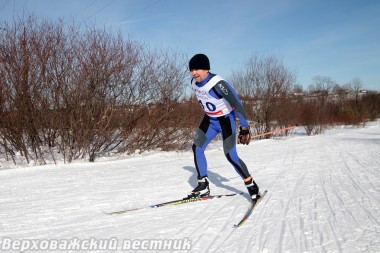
[192,75,233,117]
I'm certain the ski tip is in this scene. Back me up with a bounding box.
[233,222,245,228]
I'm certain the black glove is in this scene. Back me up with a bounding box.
[238,126,251,145]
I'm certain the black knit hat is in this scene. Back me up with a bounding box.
[189,54,210,71]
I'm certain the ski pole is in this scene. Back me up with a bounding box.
[251,125,297,139]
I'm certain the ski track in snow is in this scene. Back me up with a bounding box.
[0,121,380,253]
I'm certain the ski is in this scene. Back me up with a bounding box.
[105,192,243,215]
[233,190,268,228]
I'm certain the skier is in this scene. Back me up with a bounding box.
[187,53,260,201]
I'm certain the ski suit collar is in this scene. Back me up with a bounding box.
[196,73,215,87]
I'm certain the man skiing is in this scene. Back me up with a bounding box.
[187,53,260,201]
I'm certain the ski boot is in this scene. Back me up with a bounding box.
[244,177,260,201]
[186,177,210,199]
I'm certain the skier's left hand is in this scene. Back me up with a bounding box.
[238,126,251,145]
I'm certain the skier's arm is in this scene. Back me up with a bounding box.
[213,80,249,127]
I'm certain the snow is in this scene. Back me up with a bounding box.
[0,121,379,253]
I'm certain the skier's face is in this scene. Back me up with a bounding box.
[190,69,209,83]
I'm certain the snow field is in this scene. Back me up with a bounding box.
[0,121,379,252]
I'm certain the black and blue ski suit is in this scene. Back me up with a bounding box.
[192,73,251,180]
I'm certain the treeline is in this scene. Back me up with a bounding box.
[230,57,380,136]
[0,16,192,164]
[1,16,379,165]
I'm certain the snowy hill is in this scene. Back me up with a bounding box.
[0,121,379,253]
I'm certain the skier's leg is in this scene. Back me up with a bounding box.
[219,113,260,199]
[192,115,219,178]
[218,113,251,179]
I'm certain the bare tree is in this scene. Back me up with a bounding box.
[298,76,337,134]
[0,15,190,164]
[230,54,296,137]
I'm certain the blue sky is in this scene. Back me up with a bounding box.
[1,0,379,90]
